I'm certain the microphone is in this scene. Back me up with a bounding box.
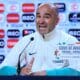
[17,37,34,75]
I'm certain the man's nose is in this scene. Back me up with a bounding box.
[39,18,45,24]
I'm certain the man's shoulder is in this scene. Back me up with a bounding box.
[60,30,76,39]
[58,30,78,43]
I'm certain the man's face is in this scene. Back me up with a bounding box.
[36,4,59,35]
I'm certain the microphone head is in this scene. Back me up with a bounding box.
[30,37,34,41]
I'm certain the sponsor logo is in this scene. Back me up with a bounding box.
[0,29,5,38]
[22,3,35,12]
[0,55,5,63]
[7,29,20,38]
[22,14,35,22]
[7,13,19,23]
[23,29,35,36]
[54,3,66,12]
[69,12,80,22]
[7,4,19,12]
[7,39,19,48]
[68,29,80,37]
[71,3,78,11]
[0,39,5,48]
[0,4,4,13]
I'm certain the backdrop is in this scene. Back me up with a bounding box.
[0,0,80,63]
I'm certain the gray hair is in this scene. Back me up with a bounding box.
[38,3,58,16]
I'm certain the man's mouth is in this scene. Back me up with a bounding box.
[39,26,47,29]
[38,25,48,34]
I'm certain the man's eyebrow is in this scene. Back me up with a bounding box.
[36,12,40,15]
[44,13,51,16]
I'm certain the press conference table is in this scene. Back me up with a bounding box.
[0,66,80,80]
[0,66,80,76]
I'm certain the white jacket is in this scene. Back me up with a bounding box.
[0,29,78,72]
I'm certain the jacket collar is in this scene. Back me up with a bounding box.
[37,28,57,41]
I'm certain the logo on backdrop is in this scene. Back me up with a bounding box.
[0,55,5,63]
[22,13,35,22]
[69,12,80,22]
[71,3,79,11]
[7,13,20,23]
[0,29,5,38]
[23,29,35,36]
[68,29,80,41]
[7,39,19,48]
[7,29,20,38]
[7,4,19,12]
[0,3,4,13]
[0,39,5,48]
[54,3,66,12]
[22,3,35,12]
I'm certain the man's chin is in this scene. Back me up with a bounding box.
[39,32,46,35]
[38,30,49,35]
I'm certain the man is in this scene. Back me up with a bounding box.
[0,3,78,75]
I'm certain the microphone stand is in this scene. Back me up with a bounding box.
[17,37,34,75]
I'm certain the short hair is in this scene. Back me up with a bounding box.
[38,3,58,16]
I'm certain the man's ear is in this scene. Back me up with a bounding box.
[56,17,59,25]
